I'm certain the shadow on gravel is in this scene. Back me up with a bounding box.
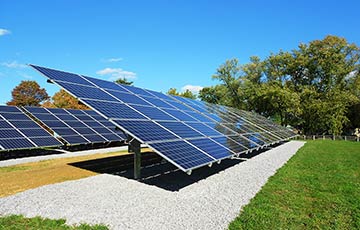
[69,142,286,191]
[69,150,248,191]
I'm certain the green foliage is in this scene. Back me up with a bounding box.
[114,78,133,85]
[229,140,360,229]
[201,35,360,134]
[0,215,108,230]
[167,88,197,99]
[7,81,49,106]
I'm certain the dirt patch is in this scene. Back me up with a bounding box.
[0,150,130,197]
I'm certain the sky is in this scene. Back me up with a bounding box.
[1,0,360,105]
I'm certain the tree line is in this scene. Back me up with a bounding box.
[196,36,360,135]
[6,35,359,135]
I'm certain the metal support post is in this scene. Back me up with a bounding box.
[130,139,141,180]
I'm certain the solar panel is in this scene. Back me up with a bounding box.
[24,107,126,145]
[30,64,297,173]
[0,105,62,151]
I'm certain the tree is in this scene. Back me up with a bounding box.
[200,35,360,135]
[7,80,49,106]
[212,58,243,109]
[114,78,133,85]
[167,88,197,99]
[48,89,89,110]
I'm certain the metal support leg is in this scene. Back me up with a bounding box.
[130,139,141,180]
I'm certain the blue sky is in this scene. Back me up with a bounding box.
[1,0,360,104]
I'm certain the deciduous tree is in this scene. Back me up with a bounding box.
[7,81,49,106]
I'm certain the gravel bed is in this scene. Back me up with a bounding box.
[0,141,305,229]
[0,146,128,167]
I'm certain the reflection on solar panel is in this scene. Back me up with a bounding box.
[0,105,62,151]
[30,65,297,173]
[24,107,126,145]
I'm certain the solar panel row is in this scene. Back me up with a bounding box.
[23,107,126,145]
[0,105,62,150]
[30,65,297,172]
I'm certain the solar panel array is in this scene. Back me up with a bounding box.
[24,107,126,145]
[0,105,62,150]
[30,65,297,172]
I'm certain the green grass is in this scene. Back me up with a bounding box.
[0,166,31,173]
[0,215,108,230]
[229,140,360,230]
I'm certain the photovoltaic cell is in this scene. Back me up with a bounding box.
[114,120,178,142]
[24,106,125,145]
[149,140,214,170]
[188,138,232,160]
[30,64,297,172]
[0,105,61,151]
[157,121,205,139]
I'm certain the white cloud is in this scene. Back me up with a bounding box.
[103,57,123,63]
[181,84,203,93]
[96,67,136,80]
[1,61,27,68]
[0,29,11,36]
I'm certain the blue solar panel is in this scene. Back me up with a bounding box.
[11,120,41,128]
[0,112,29,120]
[165,101,193,111]
[0,129,25,138]
[52,128,78,136]
[105,90,152,106]
[145,89,177,101]
[20,128,51,137]
[0,121,12,129]
[131,105,176,121]
[119,84,154,97]
[149,140,214,170]
[114,120,178,142]
[140,96,176,109]
[30,65,297,172]
[157,121,205,139]
[211,137,248,154]
[82,134,107,142]
[162,109,198,122]
[42,120,68,128]
[54,114,78,121]
[243,134,266,145]
[101,133,124,141]
[62,135,89,144]
[24,106,126,145]
[229,135,259,150]
[31,65,93,86]
[0,106,61,150]
[82,75,128,92]
[185,122,223,137]
[65,121,88,128]
[185,111,214,123]
[56,82,118,102]
[188,138,232,160]
[0,138,35,149]
[73,127,97,135]
[82,100,147,120]
[30,137,62,146]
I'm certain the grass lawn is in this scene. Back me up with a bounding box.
[0,215,108,230]
[0,150,129,197]
[229,140,360,229]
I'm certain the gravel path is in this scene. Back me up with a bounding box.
[0,146,128,167]
[0,141,305,230]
